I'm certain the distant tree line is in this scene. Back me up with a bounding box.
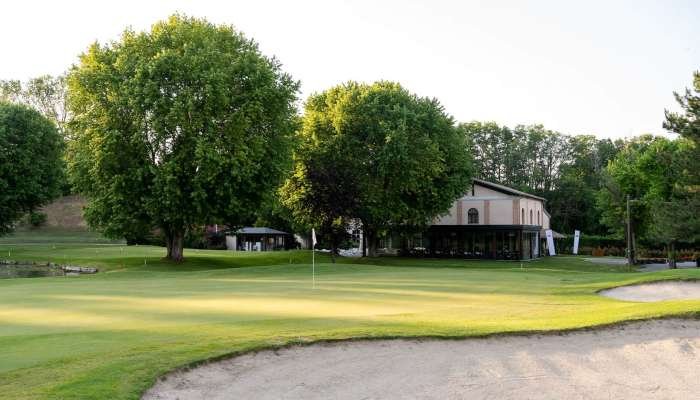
[461,122,623,235]
[0,14,697,262]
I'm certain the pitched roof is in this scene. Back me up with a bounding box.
[233,227,290,235]
[473,178,546,201]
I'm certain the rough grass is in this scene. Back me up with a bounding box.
[0,228,123,245]
[1,242,699,400]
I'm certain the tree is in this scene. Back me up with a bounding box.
[67,15,299,261]
[661,70,700,263]
[548,136,622,234]
[1,75,69,138]
[281,137,359,259]
[282,81,473,257]
[0,102,64,235]
[597,136,697,265]
[665,71,700,143]
[462,121,618,234]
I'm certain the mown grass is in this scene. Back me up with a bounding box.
[0,241,699,400]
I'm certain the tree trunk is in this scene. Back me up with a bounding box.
[366,228,378,258]
[165,229,185,262]
[330,232,337,264]
[362,223,367,257]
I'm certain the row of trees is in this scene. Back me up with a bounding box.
[1,15,473,261]
[598,73,700,265]
[1,15,697,262]
[462,114,699,263]
[462,122,623,234]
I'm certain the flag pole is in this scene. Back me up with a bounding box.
[312,243,315,289]
[311,228,316,289]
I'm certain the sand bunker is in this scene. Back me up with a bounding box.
[143,319,700,400]
[600,280,700,302]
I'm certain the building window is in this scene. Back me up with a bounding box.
[537,210,540,225]
[521,208,525,224]
[530,210,533,224]
[467,208,479,224]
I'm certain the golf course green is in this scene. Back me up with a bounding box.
[1,239,699,400]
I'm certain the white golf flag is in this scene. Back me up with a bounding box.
[311,228,317,247]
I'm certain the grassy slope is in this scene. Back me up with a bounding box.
[0,243,699,400]
[0,228,123,245]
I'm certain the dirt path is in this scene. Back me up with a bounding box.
[143,319,700,400]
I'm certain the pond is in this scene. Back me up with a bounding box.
[0,264,65,279]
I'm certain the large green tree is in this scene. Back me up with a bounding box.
[282,81,473,257]
[67,15,299,261]
[0,103,64,234]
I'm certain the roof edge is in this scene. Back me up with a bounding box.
[472,178,546,201]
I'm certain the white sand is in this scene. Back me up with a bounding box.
[600,281,700,302]
[143,319,700,400]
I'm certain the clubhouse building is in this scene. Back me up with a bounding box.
[384,179,556,260]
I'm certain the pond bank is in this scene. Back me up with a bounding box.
[0,259,98,278]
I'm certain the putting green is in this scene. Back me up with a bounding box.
[0,245,699,400]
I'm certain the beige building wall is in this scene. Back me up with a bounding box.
[433,181,548,227]
[489,199,514,224]
[542,212,550,230]
[516,198,545,226]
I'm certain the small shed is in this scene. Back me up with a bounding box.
[226,227,292,251]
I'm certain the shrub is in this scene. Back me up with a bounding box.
[29,212,47,228]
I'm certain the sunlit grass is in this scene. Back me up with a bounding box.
[0,242,698,399]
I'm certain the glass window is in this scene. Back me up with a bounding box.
[467,208,479,224]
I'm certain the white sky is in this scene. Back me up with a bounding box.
[2,0,698,138]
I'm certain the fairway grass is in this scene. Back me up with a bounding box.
[1,244,699,399]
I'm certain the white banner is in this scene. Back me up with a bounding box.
[573,230,581,255]
[545,229,556,256]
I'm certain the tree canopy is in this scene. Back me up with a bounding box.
[0,102,64,235]
[462,121,622,234]
[67,15,299,261]
[0,75,69,139]
[665,71,700,143]
[281,81,473,256]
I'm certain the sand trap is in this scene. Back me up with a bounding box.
[600,281,700,302]
[143,319,700,400]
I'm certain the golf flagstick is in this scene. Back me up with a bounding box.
[311,228,317,289]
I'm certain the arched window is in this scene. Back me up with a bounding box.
[467,208,479,224]
[521,208,525,224]
[537,210,540,225]
[530,210,533,224]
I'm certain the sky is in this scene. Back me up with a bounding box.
[2,0,698,139]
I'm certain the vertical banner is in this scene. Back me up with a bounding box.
[545,229,556,256]
[573,230,581,255]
